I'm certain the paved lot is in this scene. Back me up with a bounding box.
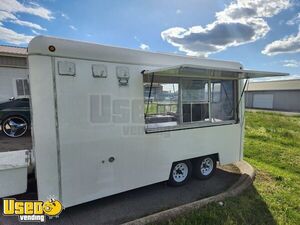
[0,131,32,152]
[1,167,240,225]
[0,132,241,225]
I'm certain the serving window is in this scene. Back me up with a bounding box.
[144,75,238,132]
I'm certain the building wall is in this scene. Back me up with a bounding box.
[245,90,300,112]
[0,55,27,67]
[0,67,28,102]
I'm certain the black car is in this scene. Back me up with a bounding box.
[0,98,30,138]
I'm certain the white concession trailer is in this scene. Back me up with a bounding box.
[0,36,287,207]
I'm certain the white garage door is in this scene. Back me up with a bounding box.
[253,94,274,109]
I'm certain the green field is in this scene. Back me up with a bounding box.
[161,111,300,225]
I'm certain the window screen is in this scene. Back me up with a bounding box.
[211,80,236,122]
[16,79,30,96]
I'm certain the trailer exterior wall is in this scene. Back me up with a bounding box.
[28,36,244,207]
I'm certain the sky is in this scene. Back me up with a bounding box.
[0,0,299,81]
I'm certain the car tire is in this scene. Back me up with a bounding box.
[2,116,28,138]
[193,155,217,180]
[168,160,192,186]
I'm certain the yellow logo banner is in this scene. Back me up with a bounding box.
[3,198,63,222]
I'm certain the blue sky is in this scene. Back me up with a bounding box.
[0,0,299,80]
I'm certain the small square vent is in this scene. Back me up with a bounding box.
[58,61,76,76]
[116,66,130,86]
[92,64,107,78]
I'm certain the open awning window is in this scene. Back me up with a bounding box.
[142,64,288,80]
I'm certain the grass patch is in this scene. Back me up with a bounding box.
[159,111,300,225]
[145,102,177,115]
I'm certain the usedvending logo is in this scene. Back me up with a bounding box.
[2,198,63,222]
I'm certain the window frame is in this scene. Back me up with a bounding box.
[144,77,238,133]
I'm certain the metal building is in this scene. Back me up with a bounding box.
[0,46,28,102]
[245,79,300,112]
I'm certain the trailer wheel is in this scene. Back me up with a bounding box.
[193,156,216,180]
[168,160,192,186]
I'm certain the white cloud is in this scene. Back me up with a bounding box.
[262,31,300,56]
[0,0,54,20]
[31,29,40,35]
[140,43,150,50]
[61,13,70,20]
[0,10,46,30]
[69,25,77,31]
[14,19,46,30]
[0,26,33,44]
[134,37,150,50]
[176,9,182,14]
[281,59,300,67]
[161,0,292,57]
[286,13,300,25]
[0,0,53,45]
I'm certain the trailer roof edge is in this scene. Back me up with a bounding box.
[28,36,242,69]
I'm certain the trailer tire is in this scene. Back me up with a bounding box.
[168,160,192,186]
[193,156,216,180]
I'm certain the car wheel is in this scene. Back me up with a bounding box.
[168,160,192,186]
[2,116,28,138]
[193,156,217,180]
